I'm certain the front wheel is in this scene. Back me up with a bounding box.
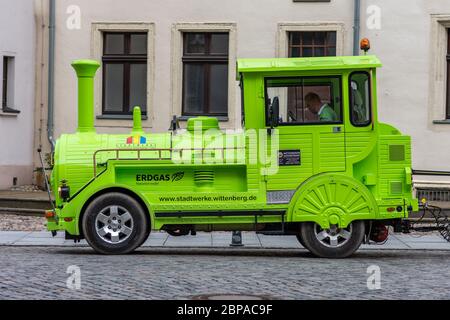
[82,192,149,254]
[300,221,365,258]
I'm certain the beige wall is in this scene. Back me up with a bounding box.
[0,0,36,189]
[34,0,450,185]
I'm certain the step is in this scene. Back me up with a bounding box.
[0,190,52,211]
[0,207,45,216]
[0,198,51,210]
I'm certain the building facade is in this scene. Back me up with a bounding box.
[31,0,450,189]
[0,0,36,189]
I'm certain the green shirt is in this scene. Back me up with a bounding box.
[318,104,338,122]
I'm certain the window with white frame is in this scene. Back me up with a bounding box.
[91,22,154,124]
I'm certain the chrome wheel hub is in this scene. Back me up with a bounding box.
[95,205,134,244]
[314,223,352,248]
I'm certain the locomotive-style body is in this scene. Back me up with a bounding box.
[46,56,418,258]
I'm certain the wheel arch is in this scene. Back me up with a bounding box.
[288,173,379,229]
[78,187,152,238]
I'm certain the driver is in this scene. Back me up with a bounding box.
[304,92,338,122]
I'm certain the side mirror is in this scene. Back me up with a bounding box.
[270,97,280,128]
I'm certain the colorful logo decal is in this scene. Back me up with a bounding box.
[126,135,147,145]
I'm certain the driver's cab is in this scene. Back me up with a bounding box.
[237,56,381,193]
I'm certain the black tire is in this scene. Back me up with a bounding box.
[82,192,149,254]
[296,234,307,248]
[300,221,365,258]
[137,227,151,248]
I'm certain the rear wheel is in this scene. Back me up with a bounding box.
[300,221,365,258]
[82,192,149,254]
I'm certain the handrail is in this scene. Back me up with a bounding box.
[92,147,245,177]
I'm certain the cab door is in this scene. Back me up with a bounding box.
[263,75,346,193]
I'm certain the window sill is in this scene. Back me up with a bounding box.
[0,107,20,117]
[178,115,229,122]
[96,114,148,120]
[433,120,450,125]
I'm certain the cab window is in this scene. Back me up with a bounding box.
[349,72,371,126]
[265,76,342,125]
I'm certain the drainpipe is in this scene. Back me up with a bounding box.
[47,0,56,150]
[353,0,361,56]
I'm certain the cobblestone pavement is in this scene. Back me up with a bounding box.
[0,246,449,300]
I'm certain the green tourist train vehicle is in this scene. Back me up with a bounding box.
[44,54,418,258]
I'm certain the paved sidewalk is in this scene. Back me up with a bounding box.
[0,230,449,250]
